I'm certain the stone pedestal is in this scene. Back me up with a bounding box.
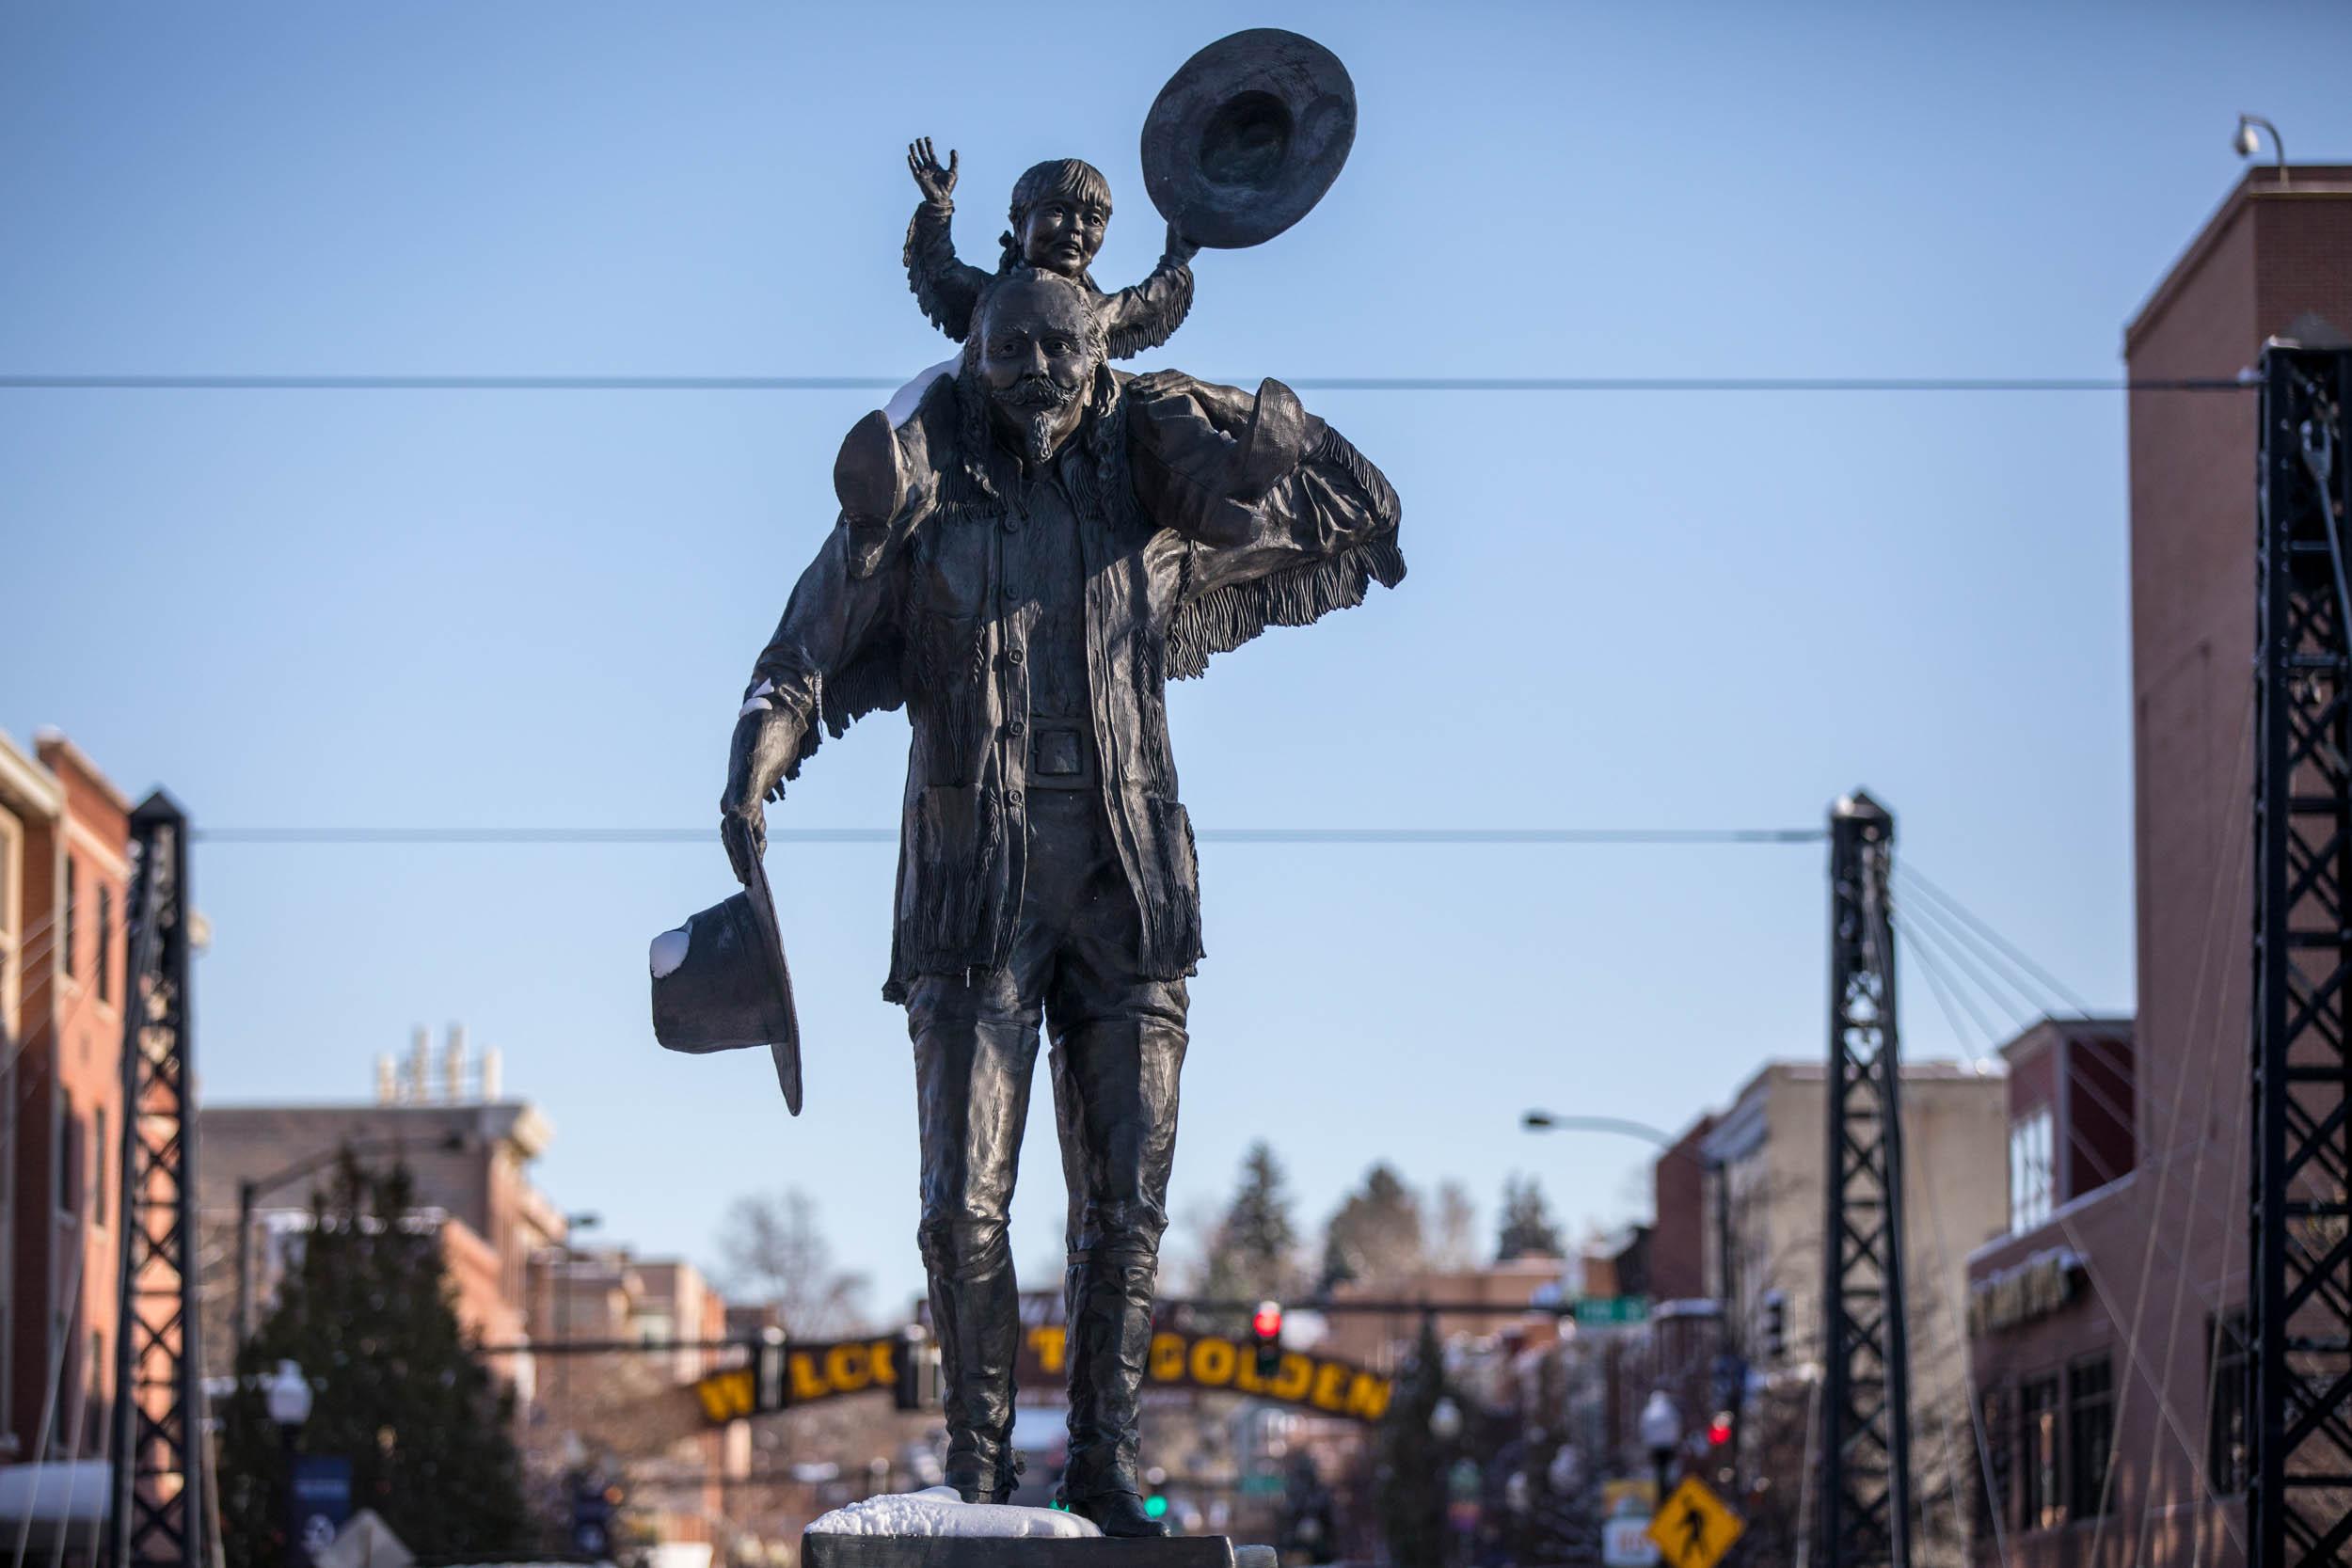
[803,1537,1269,1568]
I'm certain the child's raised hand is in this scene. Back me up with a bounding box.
[907,138,959,204]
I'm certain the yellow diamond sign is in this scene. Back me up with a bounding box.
[1645,1476,1744,1568]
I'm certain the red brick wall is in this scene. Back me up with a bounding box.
[5,736,130,1461]
[2084,165,2352,1568]
[1648,1116,1715,1304]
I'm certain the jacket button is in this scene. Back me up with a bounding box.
[1007,648,1025,666]
[1007,719,1025,736]
[1007,789,1025,807]
[1003,515,1023,533]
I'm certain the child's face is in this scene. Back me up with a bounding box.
[1018,196,1107,277]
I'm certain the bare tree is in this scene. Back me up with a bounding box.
[718,1189,872,1338]
[1320,1163,1425,1290]
[1430,1180,1480,1272]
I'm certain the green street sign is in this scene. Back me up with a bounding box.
[1573,1296,1650,1326]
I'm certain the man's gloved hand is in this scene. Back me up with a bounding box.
[720,705,803,884]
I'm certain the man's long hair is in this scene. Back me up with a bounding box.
[949,268,1130,515]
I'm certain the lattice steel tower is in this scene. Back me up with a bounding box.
[1818,790,1915,1568]
[2250,341,2352,1568]
[103,792,208,1566]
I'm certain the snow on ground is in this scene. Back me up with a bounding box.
[807,1486,1103,1539]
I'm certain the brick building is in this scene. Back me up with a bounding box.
[0,730,133,1470]
[200,1038,749,1554]
[1963,164,2352,1568]
[197,1029,570,1370]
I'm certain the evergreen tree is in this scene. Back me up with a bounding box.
[1319,1163,1425,1291]
[1202,1142,1302,1307]
[1495,1174,1564,1260]
[219,1154,533,1563]
[1374,1317,1452,1565]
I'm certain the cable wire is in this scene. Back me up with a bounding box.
[0,372,2259,394]
[190,824,1828,846]
[1898,866,2101,1018]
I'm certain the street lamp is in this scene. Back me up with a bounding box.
[1638,1389,1680,1517]
[1429,1396,1464,1443]
[2234,113,2286,182]
[266,1359,314,1553]
[1527,1111,1746,1502]
[236,1132,468,1346]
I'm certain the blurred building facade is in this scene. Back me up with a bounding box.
[1958,163,2352,1568]
[0,729,133,1471]
[197,1037,749,1556]
[197,1028,568,1369]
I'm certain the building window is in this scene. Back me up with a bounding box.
[94,1106,108,1227]
[2067,1355,2115,1518]
[2010,1105,2055,1231]
[97,884,112,1002]
[56,1099,83,1219]
[63,857,78,979]
[1978,1384,2012,1537]
[2209,1310,2249,1494]
[2020,1373,2062,1530]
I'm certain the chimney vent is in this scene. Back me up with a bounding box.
[444,1023,468,1103]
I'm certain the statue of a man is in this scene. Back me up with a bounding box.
[718,268,1402,1535]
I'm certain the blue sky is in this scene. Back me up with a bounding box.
[6,1,2348,1313]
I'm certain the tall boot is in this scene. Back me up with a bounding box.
[1059,1243,1170,1536]
[927,1261,1022,1503]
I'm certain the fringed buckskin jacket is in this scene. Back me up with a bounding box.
[745,368,1403,1001]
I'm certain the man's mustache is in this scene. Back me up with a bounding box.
[995,373,1081,411]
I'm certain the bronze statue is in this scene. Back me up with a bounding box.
[657,28,1381,1542]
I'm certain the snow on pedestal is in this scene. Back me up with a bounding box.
[807,1486,1103,1540]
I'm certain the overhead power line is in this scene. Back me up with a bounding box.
[193,825,1827,846]
[0,372,2256,394]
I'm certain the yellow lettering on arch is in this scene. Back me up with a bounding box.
[1271,1352,1313,1402]
[1311,1362,1349,1412]
[790,1351,828,1402]
[1029,1326,1068,1376]
[1344,1371,1393,1422]
[825,1344,869,1392]
[1190,1337,1237,1387]
[1150,1333,1186,1382]
[696,1369,754,1423]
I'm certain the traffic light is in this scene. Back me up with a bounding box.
[569,1478,617,1557]
[1759,1290,1788,1362]
[1252,1300,1282,1379]
[1706,1412,1733,1448]
[894,1324,940,1412]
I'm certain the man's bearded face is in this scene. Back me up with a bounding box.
[975,277,1101,465]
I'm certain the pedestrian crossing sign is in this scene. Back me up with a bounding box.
[1645,1476,1743,1568]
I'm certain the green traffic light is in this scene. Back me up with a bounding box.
[1143,1496,1168,1520]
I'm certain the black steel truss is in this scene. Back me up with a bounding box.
[1820,790,1915,1568]
[2251,342,2352,1568]
[103,792,207,1566]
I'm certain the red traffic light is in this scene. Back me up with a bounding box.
[1252,1301,1282,1341]
[1707,1416,1733,1447]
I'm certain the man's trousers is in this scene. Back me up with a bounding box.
[903,788,1188,1503]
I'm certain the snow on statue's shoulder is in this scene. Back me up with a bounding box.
[806,1487,1104,1540]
